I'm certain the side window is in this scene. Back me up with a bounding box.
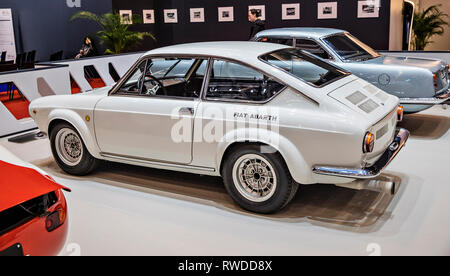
[117,61,147,94]
[195,60,208,77]
[206,60,286,102]
[141,57,206,98]
[260,37,293,47]
[295,39,331,60]
[149,59,196,79]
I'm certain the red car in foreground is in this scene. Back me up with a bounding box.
[0,146,70,256]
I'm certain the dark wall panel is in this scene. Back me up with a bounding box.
[0,0,112,61]
[0,0,391,61]
[112,0,391,50]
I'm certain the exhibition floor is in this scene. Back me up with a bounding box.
[1,105,449,256]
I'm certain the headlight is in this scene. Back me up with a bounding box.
[363,132,375,153]
[397,105,404,122]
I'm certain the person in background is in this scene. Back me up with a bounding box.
[248,9,265,40]
[75,36,95,59]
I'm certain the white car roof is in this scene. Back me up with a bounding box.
[143,41,291,62]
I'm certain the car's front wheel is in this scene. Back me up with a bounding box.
[50,122,99,176]
[222,145,298,214]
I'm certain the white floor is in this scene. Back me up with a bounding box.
[2,105,449,256]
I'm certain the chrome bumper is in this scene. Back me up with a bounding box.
[313,128,410,179]
[400,89,450,105]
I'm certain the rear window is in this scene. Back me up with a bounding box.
[0,192,57,236]
[259,48,348,87]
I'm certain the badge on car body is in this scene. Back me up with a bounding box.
[378,74,391,86]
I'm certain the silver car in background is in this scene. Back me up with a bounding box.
[255,28,450,113]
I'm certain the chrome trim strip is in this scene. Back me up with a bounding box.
[100,152,216,173]
[313,128,410,179]
[400,91,450,105]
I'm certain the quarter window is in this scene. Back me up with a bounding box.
[206,60,286,102]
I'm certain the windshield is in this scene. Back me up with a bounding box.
[260,48,348,87]
[323,33,380,61]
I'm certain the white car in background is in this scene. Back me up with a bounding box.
[29,42,408,213]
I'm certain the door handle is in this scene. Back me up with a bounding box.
[179,107,194,115]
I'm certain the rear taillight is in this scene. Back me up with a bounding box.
[433,74,438,90]
[397,106,404,122]
[363,132,375,153]
[45,209,66,232]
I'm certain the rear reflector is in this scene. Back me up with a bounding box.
[45,209,66,232]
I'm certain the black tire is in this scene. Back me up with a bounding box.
[50,122,99,176]
[222,144,298,214]
[282,181,299,209]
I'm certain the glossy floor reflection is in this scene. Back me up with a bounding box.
[1,105,449,255]
[37,157,400,231]
[399,112,450,140]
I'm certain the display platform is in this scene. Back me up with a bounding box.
[1,105,449,256]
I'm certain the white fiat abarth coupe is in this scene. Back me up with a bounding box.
[29,42,409,213]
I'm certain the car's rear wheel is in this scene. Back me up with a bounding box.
[222,145,298,214]
[50,122,99,176]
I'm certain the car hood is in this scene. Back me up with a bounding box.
[365,55,445,73]
[79,85,113,96]
[0,147,70,213]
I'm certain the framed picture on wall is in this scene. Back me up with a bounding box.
[119,10,133,24]
[358,0,380,18]
[282,3,300,20]
[248,5,266,21]
[164,9,178,24]
[317,2,337,19]
[143,10,155,24]
[218,7,234,22]
[190,8,205,23]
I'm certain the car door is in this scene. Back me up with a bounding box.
[93,57,207,164]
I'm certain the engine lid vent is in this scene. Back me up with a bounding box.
[346,91,367,105]
[358,99,380,113]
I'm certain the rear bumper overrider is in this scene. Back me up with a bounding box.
[313,128,410,179]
